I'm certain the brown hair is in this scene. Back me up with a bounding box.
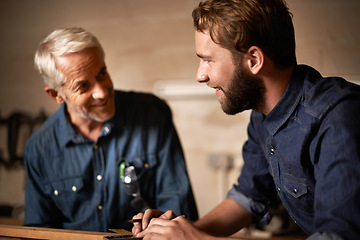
[192,0,296,68]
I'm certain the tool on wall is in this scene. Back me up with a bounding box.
[0,110,47,168]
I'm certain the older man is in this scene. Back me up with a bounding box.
[24,27,198,232]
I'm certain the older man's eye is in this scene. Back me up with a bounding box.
[97,68,108,81]
[75,82,89,92]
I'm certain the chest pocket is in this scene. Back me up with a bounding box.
[120,153,157,207]
[124,153,157,178]
[284,180,308,198]
[282,174,314,215]
[45,176,89,213]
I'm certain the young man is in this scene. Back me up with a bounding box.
[132,0,360,239]
[24,27,198,232]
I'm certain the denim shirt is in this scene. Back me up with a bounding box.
[24,91,198,232]
[228,65,360,239]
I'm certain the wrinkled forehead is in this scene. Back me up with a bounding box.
[55,48,105,80]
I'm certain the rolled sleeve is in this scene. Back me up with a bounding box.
[227,187,271,225]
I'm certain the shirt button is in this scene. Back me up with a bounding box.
[293,188,298,194]
[98,205,103,210]
[104,127,109,133]
[270,148,275,155]
[277,187,281,192]
[93,145,98,150]
[54,190,59,196]
[72,186,77,192]
[97,175,102,181]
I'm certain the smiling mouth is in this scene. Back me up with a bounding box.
[208,85,220,91]
[91,98,109,108]
[208,86,224,98]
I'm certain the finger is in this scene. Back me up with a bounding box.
[132,212,144,221]
[142,209,166,229]
[132,222,142,235]
[159,210,177,220]
[142,232,170,240]
[175,214,187,221]
[138,218,181,239]
[136,220,169,239]
[131,212,144,235]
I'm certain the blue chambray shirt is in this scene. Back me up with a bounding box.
[228,65,360,239]
[24,91,198,232]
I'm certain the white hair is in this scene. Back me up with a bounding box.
[34,27,105,89]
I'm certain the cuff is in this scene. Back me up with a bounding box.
[227,187,271,225]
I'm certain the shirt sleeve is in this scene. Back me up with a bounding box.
[309,97,360,239]
[227,111,277,225]
[227,187,272,225]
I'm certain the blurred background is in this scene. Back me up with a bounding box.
[0,0,359,237]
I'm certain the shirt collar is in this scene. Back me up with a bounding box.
[263,65,310,136]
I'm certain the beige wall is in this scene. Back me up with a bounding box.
[0,0,359,220]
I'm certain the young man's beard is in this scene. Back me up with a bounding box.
[220,63,265,115]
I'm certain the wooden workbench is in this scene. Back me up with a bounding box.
[0,224,138,240]
[0,222,306,240]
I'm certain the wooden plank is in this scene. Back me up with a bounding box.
[0,225,135,240]
[0,217,23,226]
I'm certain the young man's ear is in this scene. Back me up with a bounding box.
[245,46,264,75]
[44,87,64,104]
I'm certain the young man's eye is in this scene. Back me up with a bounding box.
[201,58,211,64]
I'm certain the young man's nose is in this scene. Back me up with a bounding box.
[196,62,209,83]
